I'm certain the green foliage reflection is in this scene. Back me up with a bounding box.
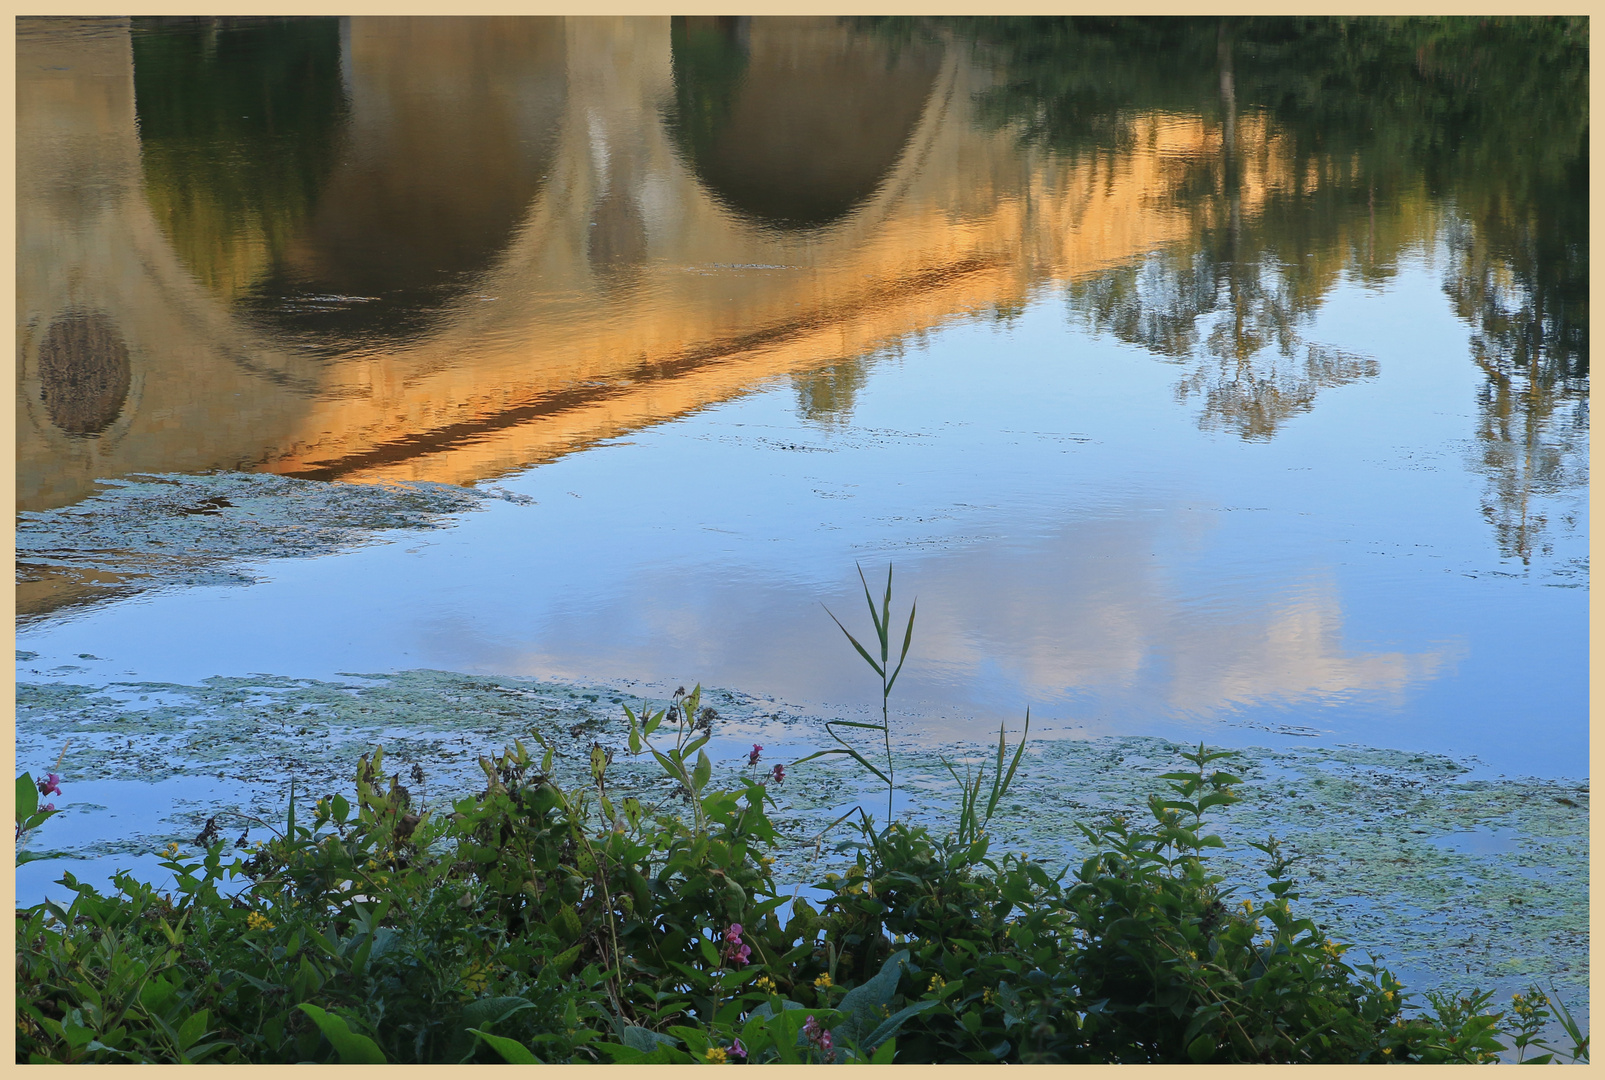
[943,15,1587,562]
[132,17,348,301]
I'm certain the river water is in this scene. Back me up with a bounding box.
[14,16,1589,1011]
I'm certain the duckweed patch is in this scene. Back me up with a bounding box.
[16,471,523,615]
[17,668,1587,1018]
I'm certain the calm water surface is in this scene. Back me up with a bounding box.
[17,19,1587,778]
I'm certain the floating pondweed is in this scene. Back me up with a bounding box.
[16,665,1585,1019]
[17,471,528,620]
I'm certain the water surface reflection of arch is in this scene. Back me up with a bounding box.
[19,15,1350,523]
[132,15,568,349]
[667,16,944,231]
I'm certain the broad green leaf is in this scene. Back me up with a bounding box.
[861,999,938,1050]
[17,848,69,865]
[468,1028,539,1063]
[460,997,536,1033]
[836,949,911,1045]
[296,1003,386,1064]
[16,774,39,820]
[620,1025,681,1054]
[1182,1003,1221,1047]
[692,750,712,792]
[175,1009,209,1051]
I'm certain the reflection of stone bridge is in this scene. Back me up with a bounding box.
[18,15,1304,514]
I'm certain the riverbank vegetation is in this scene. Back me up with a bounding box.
[14,572,1589,1063]
[14,730,1587,1064]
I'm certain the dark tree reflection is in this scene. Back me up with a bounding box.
[943,15,1587,563]
[793,359,873,429]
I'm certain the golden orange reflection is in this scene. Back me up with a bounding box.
[19,15,1438,517]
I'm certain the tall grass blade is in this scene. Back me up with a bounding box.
[986,711,1030,822]
[885,601,917,695]
[879,565,894,661]
[792,747,892,787]
[825,606,884,677]
[856,564,886,648]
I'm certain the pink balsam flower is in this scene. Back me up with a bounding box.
[721,923,751,967]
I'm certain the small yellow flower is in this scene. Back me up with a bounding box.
[814,973,832,990]
[163,842,180,858]
[982,988,997,1006]
[927,974,946,992]
[246,911,274,931]
[754,975,776,993]
[705,1047,728,1064]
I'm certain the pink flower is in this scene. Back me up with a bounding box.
[42,803,55,812]
[748,744,763,767]
[769,763,785,784]
[727,1038,747,1061]
[37,773,61,798]
[721,923,751,967]
[801,1016,835,1059]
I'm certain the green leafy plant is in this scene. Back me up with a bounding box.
[13,578,1587,1065]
